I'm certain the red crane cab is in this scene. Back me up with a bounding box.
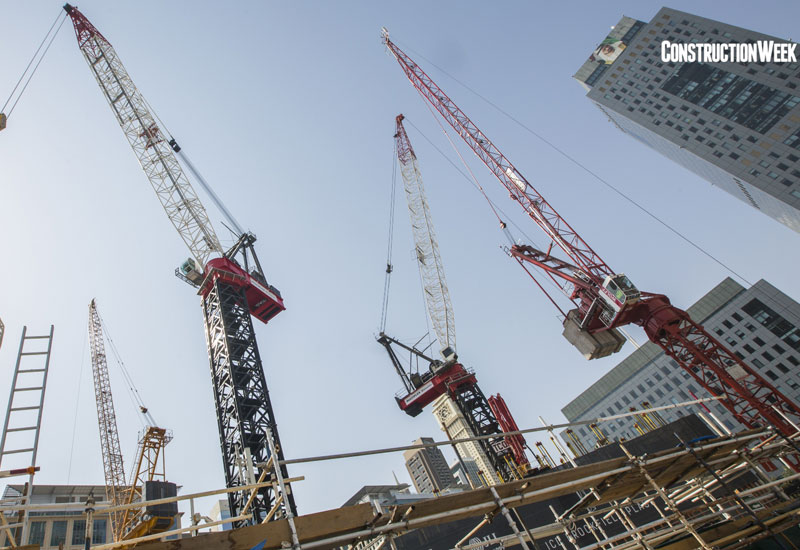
[182,257,285,325]
[396,362,475,417]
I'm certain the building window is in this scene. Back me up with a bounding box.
[73,520,87,545]
[765,369,779,381]
[776,363,789,374]
[787,356,799,366]
[28,522,45,546]
[50,520,67,547]
[751,358,765,368]
[743,344,755,354]
[93,519,107,544]
[662,62,800,134]
[773,343,786,354]
[754,336,766,346]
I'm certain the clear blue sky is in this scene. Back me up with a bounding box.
[1,0,798,518]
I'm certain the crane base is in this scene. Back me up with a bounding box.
[563,309,625,360]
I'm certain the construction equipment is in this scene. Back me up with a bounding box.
[64,4,295,525]
[88,300,177,542]
[378,114,530,484]
[381,31,800,440]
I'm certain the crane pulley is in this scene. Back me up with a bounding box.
[382,30,800,442]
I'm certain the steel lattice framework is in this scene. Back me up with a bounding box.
[117,426,173,541]
[203,279,295,525]
[88,300,127,537]
[65,6,221,268]
[66,4,295,525]
[395,114,456,355]
[452,383,518,481]
[382,32,800,441]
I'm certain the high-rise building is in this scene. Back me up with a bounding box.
[449,458,481,489]
[1,484,112,549]
[403,437,457,493]
[574,7,800,232]
[561,278,800,452]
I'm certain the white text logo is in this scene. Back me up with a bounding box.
[661,41,797,63]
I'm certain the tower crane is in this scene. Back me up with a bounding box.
[382,31,800,441]
[379,114,530,484]
[88,300,176,542]
[65,5,296,525]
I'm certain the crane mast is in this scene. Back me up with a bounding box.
[66,5,295,525]
[382,31,800,441]
[88,299,127,538]
[378,115,530,484]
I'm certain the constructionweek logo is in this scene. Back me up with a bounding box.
[661,41,797,63]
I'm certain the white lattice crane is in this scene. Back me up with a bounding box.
[379,115,531,484]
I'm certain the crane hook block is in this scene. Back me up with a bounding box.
[0,113,6,131]
[168,138,181,152]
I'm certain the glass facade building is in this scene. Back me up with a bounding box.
[574,8,800,232]
[560,278,800,453]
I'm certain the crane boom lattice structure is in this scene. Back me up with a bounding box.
[88,300,127,538]
[395,114,455,357]
[66,4,295,526]
[64,5,221,267]
[378,115,531,484]
[382,32,800,442]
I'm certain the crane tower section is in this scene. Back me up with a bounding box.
[64,4,221,268]
[395,114,455,360]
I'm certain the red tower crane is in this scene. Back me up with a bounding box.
[381,30,800,441]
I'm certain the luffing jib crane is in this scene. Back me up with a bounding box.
[379,114,530,484]
[88,300,176,542]
[381,30,800,442]
[66,5,296,525]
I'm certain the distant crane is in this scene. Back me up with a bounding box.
[382,30,800,441]
[379,114,530,484]
[65,5,296,525]
[87,299,176,542]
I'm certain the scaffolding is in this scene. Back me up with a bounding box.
[1,419,797,550]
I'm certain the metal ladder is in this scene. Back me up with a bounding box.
[0,325,54,546]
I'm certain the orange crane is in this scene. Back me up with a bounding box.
[381,30,800,445]
[87,300,176,542]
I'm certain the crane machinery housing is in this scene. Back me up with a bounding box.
[381,30,800,446]
[378,114,531,484]
[65,4,296,525]
[87,300,176,542]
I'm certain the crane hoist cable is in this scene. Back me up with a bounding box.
[97,310,157,428]
[380,140,399,334]
[403,117,575,319]
[395,40,751,286]
[1,9,68,128]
